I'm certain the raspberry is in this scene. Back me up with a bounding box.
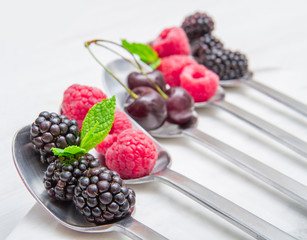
[105,129,157,179]
[180,64,219,102]
[158,55,197,87]
[151,27,190,57]
[61,84,107,130]
[95,110,132,155]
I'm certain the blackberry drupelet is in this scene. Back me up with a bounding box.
[193,45,249,80]
[181,12,215,42]
[43,153,100,201]
[30,111,81,163]
[73,166,136,224]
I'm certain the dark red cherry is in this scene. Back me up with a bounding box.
[125,86,167,130]
[127,70,166,91]
[166,87,194,125]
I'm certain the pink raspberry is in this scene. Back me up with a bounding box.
[151,27,190,57]
[61,84,107,130]
[95,110,132,155]
[158,55,197,87]
[105,129,157,179]
[180,64,219,102]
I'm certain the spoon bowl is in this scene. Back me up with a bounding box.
[12,125,167,239]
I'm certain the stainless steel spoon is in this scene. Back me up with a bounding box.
[12,125,168,240]
[106,59,307,159]
[219,72,307,117]
[103,58,307,208]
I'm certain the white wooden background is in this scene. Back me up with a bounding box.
[1,0,307,239]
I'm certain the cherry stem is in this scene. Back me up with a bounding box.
[90,39,168,100]
[85,41,138,99]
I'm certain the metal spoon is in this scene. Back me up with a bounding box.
[219,72,307,117]
[103,58,307,208]
[12,125,167,240]
[106,59,307,159]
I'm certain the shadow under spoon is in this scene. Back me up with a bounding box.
[219,72,307,117]
[103,58,307,209]
[12,126,168,240]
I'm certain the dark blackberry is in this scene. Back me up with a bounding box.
[73,166,136,224]
[191,33,224,54]
[193,45,249,80]
[30,111,81,163]
[181,12,215,42]
[43,153,100,201]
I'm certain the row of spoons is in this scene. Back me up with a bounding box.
[12,58,306,239]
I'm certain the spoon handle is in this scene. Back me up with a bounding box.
[211,100,307,158]
[240,79,307,117]
[154,168,295,240]
[114,216,168,240]
[182,127,307,208]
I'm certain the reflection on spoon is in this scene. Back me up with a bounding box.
[219,71,307,117]
[12,126,167,240]
[103,58,307,208]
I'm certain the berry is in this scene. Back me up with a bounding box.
[192,42,249,80]
[181,12,215,42]
[127,70,166,91]
[61,84,107,130]
[166,87,194,125]
[30,111,81,163]
[105,129,157,179]
[180,64,219,102]
[95,110,132,155]
[191,33,224,52]
[158,55,197,87]
[150,27,190,57]
[43,153,100,201]
[73,166,136,224]
[125,87,167,131]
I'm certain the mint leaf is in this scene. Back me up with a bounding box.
[80,96,116,152]
[121,39,161,69]
[51,146,87,157]
[149,58,161,70]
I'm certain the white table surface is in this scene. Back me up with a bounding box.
[1,0,307,239]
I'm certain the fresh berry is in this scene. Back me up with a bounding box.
[181,12,215,42]
[150,27,190,57]
[43,153,100,201]
[73,166,136,224]
[166,87,194,125]
[106,129,157,179]
[127,70,166,91]
[30,111,81,163]
[180,64,219,102]
[125,86,167,131]
[192,44,248,80]
[158,55,197,87]
[95,110,132,155]
[191,33,224,52]
[61,84,107,130]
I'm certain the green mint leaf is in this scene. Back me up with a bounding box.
[121,39,160,68]
[51,146,87,157]
[80,96,116,152]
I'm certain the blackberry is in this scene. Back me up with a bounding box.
[193,45,249,80]
[191,33,224,53]
[30,111,81,163]
[43,153,100,201]
[73,166,136,224]
[181,12,215,42]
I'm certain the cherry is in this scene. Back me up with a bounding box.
[125,86,167,130]
[127,70,166,91]
[166,87,194,125]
